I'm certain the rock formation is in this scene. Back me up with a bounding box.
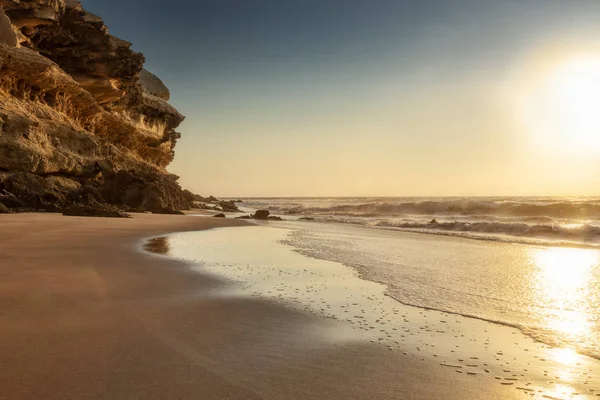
[0,0,195,215]
[252,210,271,220]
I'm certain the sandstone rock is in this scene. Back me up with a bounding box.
[219,200,240,212]
[152,207,185,215]
[267,216,283,221]
[213,213,226,218]
[0,0,193,215]
[0,189,23,208]
[299,217,315,221]
[63,203,130,218]
[1,0,65,30]
[0,172,80,210]
[182,189,202,203]
[0,7,18,47]
[139,69,170,101]
[100,170,190,213]
[252,210,270,220]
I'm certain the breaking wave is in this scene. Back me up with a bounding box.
[241,197,600,246]
[276,199,600,219]
[375,220,600,241]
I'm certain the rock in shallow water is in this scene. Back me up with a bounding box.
[219,201,240,212]
[252,210,270,220]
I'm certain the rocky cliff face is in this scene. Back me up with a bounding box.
[0,0,194,215]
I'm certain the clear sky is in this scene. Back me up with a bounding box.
[82,0,600,197]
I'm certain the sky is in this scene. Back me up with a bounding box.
[82,0,600,197]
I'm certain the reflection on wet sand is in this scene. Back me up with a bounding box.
[531,247,597,346]
[144,236,170,254]
[152,226,600,399]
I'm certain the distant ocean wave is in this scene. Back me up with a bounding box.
[304,217,600,248]
[375,220,600,240]
[272,199,600,219]
[241,197,600,247]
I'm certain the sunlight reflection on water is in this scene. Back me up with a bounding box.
[531,247,597,346]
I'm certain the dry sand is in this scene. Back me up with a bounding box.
[0,213,529,400]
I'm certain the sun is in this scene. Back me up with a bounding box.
[517,54,600,154]
[552,56,600,147]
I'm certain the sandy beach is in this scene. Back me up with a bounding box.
[0,213,536,400]
[2,0,599,398]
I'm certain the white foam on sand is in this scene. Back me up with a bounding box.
[160,225,600,399]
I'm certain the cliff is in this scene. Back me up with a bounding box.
[0,0,196,215]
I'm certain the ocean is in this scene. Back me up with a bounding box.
[239,197,600,248]
[226,197,600,360]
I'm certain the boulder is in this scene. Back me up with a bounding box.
[152,207,185,215]
[0,190,23,208]
[299,217,315,221]
[63,204,130,218]
[267,216,283,221]
[235,215,252,219]
[219,200,240,212]
[0,173,80,210]
[182,189,204,203]
[196,202,219,211]
[252,210,270,220]
[101,170,190,213]
[213,213,226,218]
[0,8,18,47]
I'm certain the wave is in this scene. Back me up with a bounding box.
[303,216,600,247]
[375,220,600,240]
[287,239,600,359]
[275,199,600,220]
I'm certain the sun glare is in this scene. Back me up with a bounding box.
[531,248,597,340]
[518,54,600,154]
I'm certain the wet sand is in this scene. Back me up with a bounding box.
[0,213,532,400]
[154,225,600,399]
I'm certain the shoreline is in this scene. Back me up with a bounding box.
[145,223,600,399]
[0,213,579,399]
[270,218,600,361]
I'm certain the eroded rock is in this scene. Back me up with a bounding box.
[139,69,170,101]
[0,1,196,216]
[0,7,18,47]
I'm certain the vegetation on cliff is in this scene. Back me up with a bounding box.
[0,0,197,216]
